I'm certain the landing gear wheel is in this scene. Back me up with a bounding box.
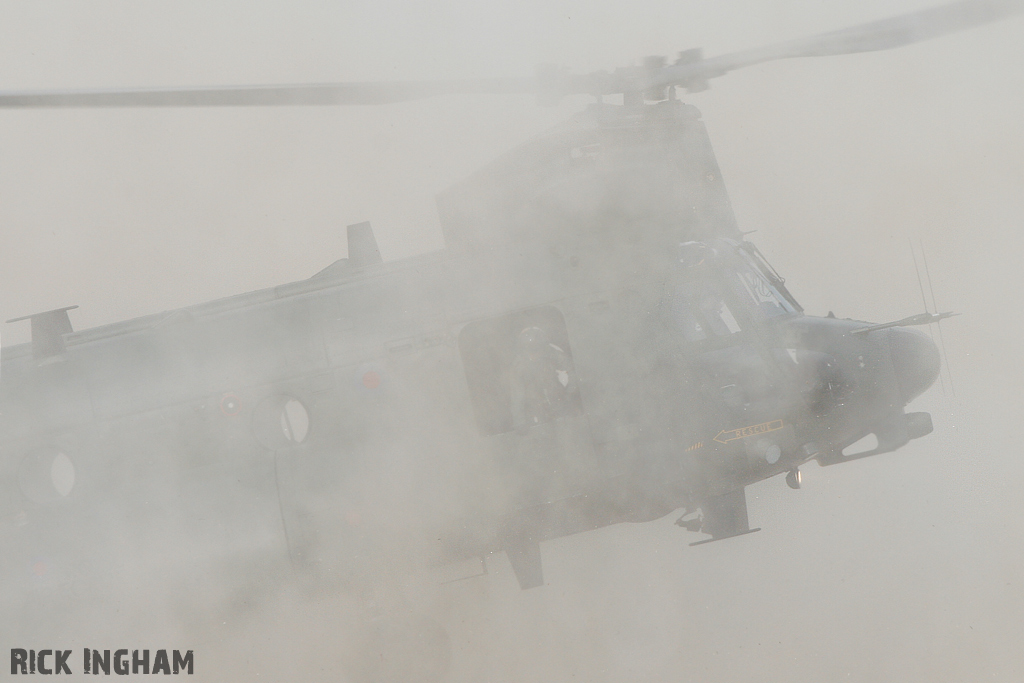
[786,468,802,490]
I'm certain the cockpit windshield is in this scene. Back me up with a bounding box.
[665,239,800,343]
[732,251,797,318]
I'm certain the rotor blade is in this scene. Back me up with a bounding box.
[653,0,1024,90]
[3,0,1019,108]
[850,311,959,335]
[0,77,537,108]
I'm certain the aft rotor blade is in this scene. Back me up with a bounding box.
[652,0,1024,90]
[0,77,536,108]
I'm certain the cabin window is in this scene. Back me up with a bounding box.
[458,307,581,436]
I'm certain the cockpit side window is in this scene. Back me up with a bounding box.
[700,292,743,335]
[666,280,742,341]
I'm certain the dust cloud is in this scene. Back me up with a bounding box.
[1,1,1023,681]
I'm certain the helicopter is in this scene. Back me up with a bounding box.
[0,0,1017,679]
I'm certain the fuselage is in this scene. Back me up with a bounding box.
[0,101,941,628]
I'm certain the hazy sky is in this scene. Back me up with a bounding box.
[1,1,1023,681]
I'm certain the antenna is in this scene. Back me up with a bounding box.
[920,241,956,398]
[910,240,946,396]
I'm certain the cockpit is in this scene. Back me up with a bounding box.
[731,241,800,319]
[665,239,801,343]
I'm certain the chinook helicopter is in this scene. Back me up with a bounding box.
[0,0,1014,672]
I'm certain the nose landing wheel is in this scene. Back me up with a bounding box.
[786,468,802,490]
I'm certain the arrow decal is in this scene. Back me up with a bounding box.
[713,419,784,444]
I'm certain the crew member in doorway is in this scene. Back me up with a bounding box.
[510,326,575,431]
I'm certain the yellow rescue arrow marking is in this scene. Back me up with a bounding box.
[713,419,784,445]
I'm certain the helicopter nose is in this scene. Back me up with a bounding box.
[888,328,941,404]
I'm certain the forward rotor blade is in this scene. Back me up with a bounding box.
[0,77,536,108]
[653,0,1024,90]
[2,0,1019,108]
